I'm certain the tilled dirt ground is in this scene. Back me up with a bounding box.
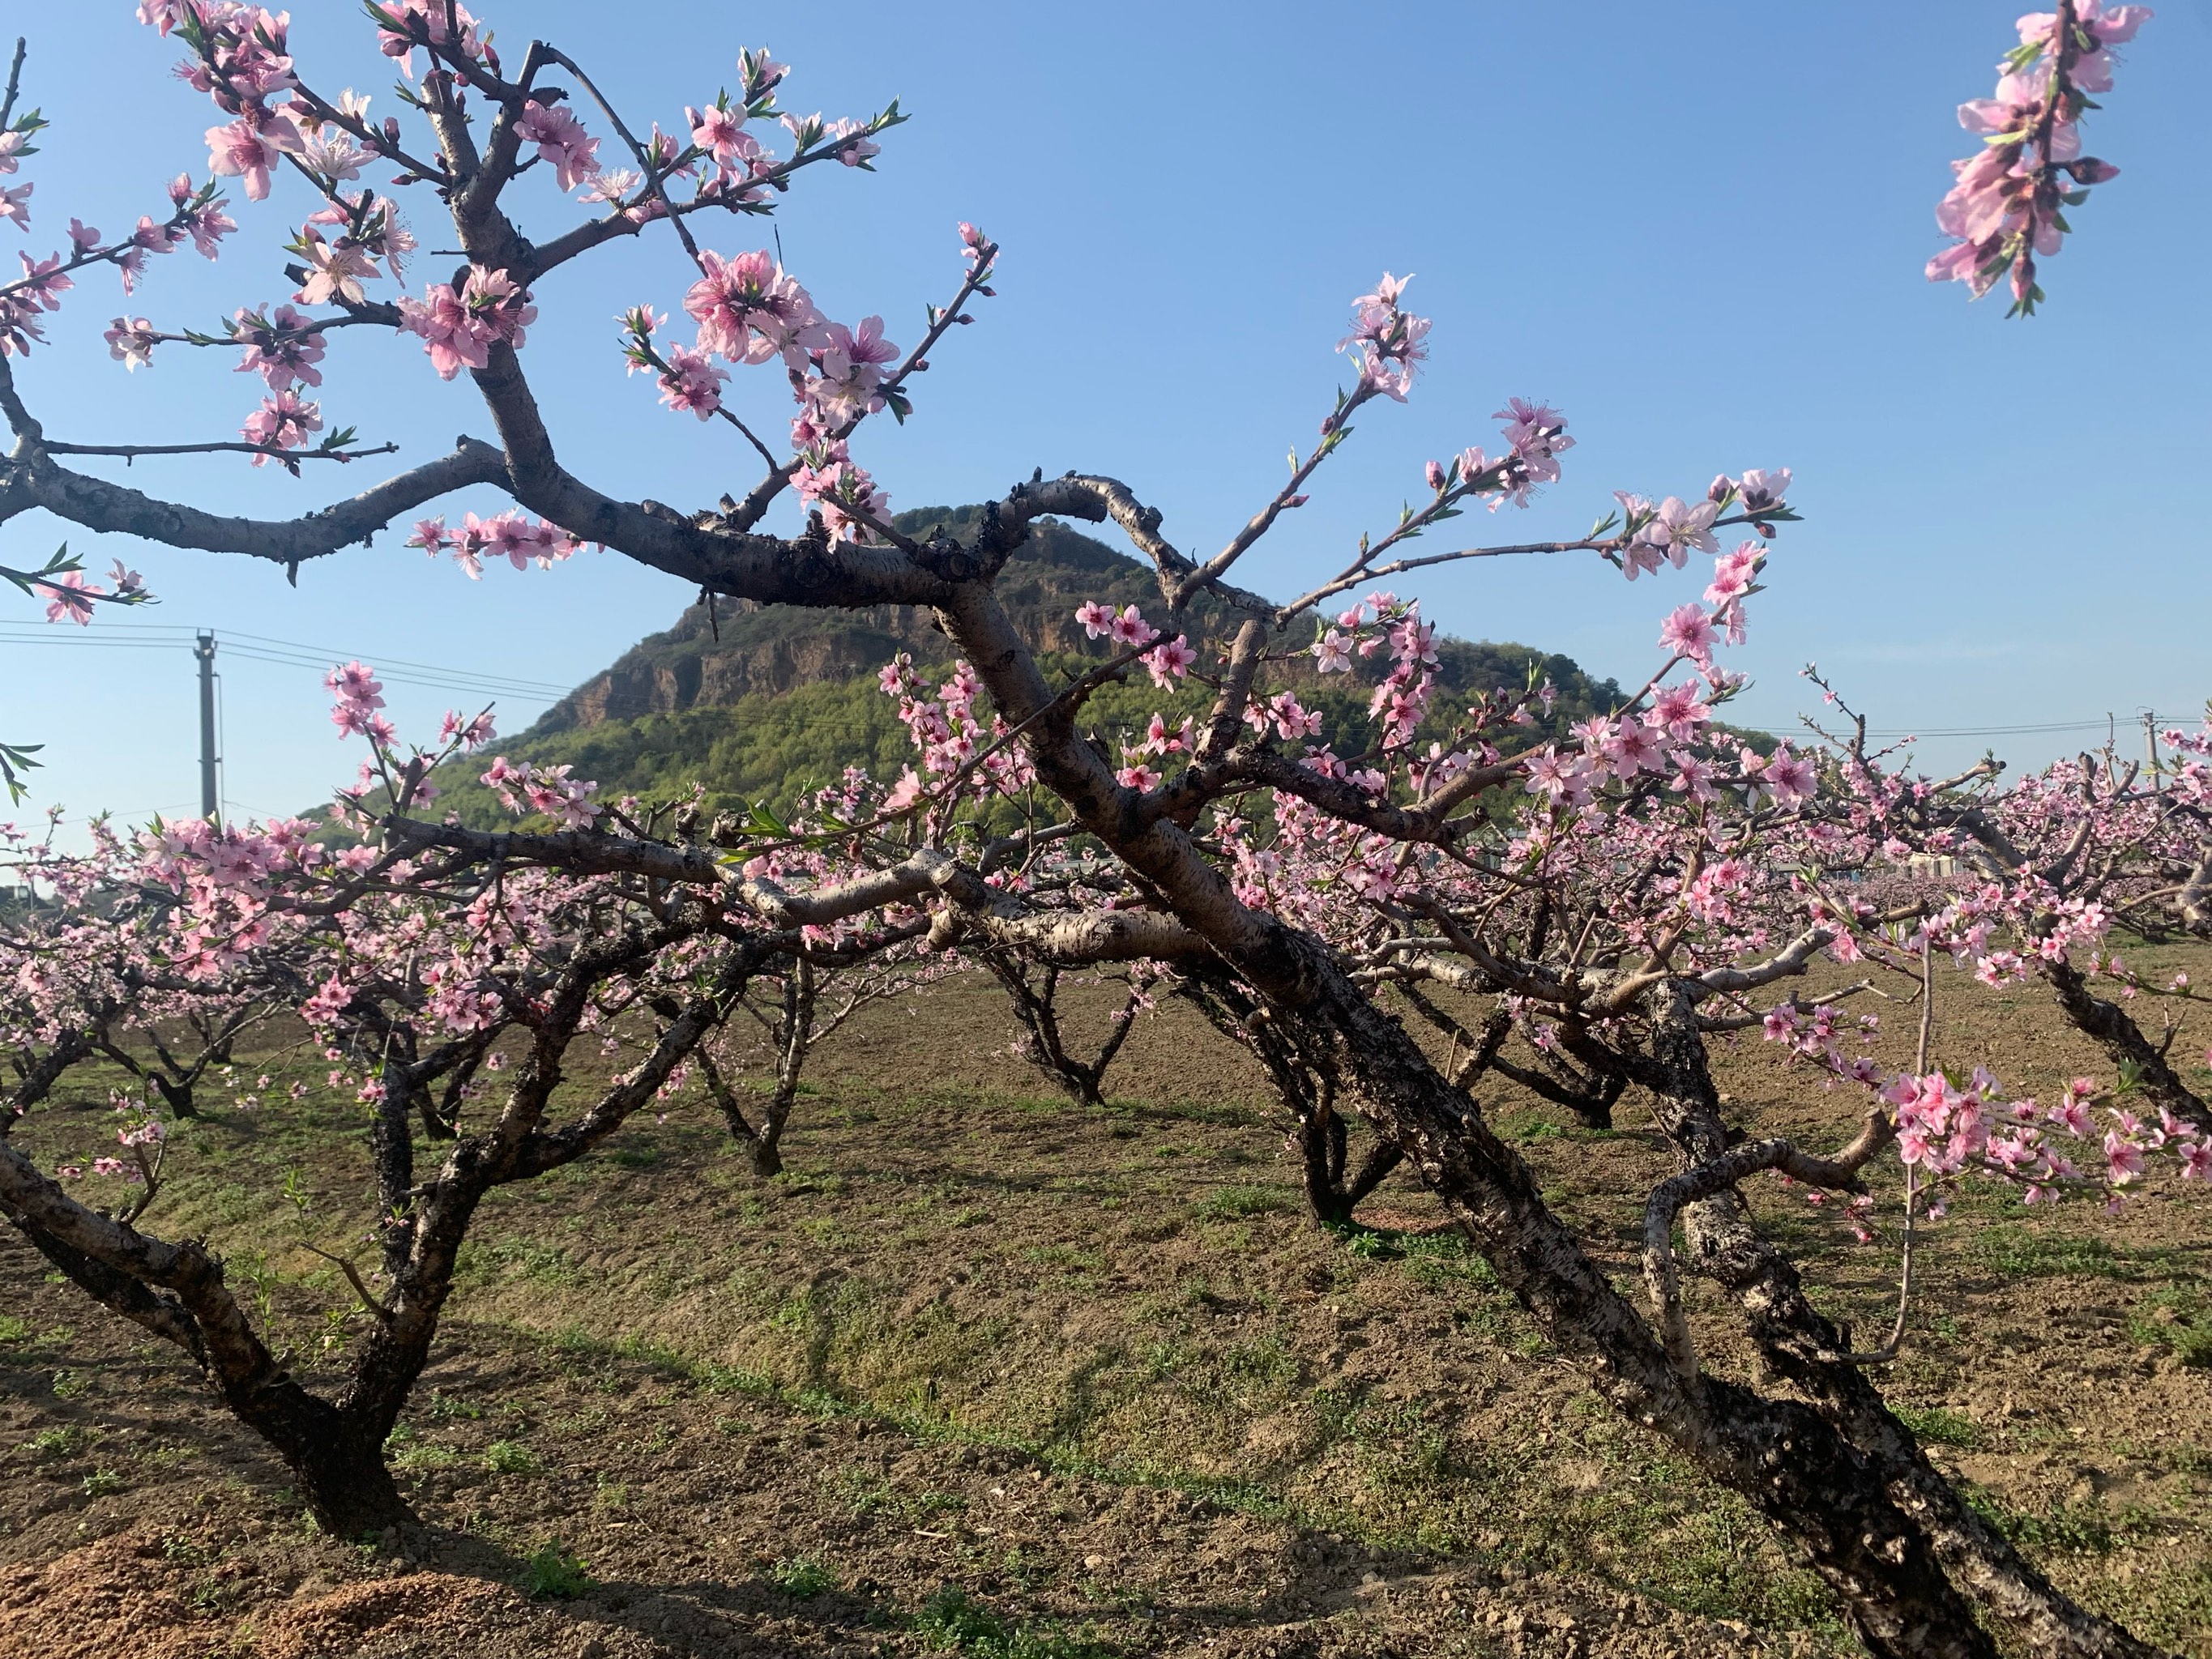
[0,1284,1804,1659]
[6,953,2212,1657]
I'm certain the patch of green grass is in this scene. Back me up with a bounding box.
[391,1440,458,1473]
[1967,1491,2150,1556]
[472,1237,583,1288]
[2128,1287,2212,1366]
[159,1532,220,1567]
[49,1369,84,1399]
[1220,1334,1298,1388]
[1640,1500,1840,1631]
[1304,1385,1458,1495]
[482,1439,541,1476]
[2094,1559,2212,1653]
[422,1388,484,1422]
[1193,1186,1291,1220]
[914,1584,1114,1658]
[520,1541,594,1599]
[773,1556,839,1598]
[25,1426,83,1460]
[79,1468,126,1497]
[0,1315,31,1344]
[1892,1405,1981,1448]
[698,1359,776,1395]
[828,1467,894,1516]
[1968,1225,2142,1281]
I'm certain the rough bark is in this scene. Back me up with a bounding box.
[986,957,1107,1107]
[2046,957,2212,1133]
[1178,970,1396,1227]
[0,926,741,1538]
[1489,1049,1627,1131]
[0,1138,411,1533]
[1632,983,2167,1659]
[369,1060,418,1284]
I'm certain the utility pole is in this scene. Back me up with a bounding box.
[195,632,219,821]
[2145,710,2161,792]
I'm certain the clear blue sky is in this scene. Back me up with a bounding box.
[3,0,2207,831]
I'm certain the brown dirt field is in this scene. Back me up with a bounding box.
[6,941,2212,1657]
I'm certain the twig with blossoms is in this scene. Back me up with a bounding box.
[1928,1,2151,314]
[2,544,152,625]
[1280,468,1793,628]
[0,172,237,360]
[617,305,766,460]
[1,547,148,799]
[169,6,452,192]
[718,230,998,538]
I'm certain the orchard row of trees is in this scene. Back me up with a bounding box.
[0,4,2186,1656]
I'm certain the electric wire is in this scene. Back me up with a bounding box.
[0,624,571,702]
[3,625,2202,738]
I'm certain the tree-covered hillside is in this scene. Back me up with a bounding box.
[432,506,1638,827]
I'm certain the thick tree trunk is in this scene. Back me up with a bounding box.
[749,1127,785,1179]
[2046,958,2212,1132]
[240,1394,412,1537]
[0,1159,420,1537]
[986,955,1108,1105]
[1341,1139,1403,1212]
[700,1050,775,1173]
[754,962,813,1177]
[1637,985,2167,1659]
[933,536,2161,1657]
[1177,970,1379,1225]
[1294,1090,1351,1226]
[370,1067,418,1282]
[148,1073,199,1120]
[2,1030,95,1125]
[1266,973,2001,1659]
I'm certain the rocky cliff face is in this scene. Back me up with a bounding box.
[534,509,1217,734]
[530,506,1624,736]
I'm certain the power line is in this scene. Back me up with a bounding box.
[0,623,573,701]
[217,627,574,696]
[215,643,567,702]
[1746,714,2204,741]
[5,621,2199,738]
[1860,722,2121,738]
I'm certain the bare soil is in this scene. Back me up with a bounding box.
[6,944,2212,1657]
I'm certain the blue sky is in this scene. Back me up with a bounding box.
[2,0,2207,830]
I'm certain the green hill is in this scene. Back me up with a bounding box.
[431,506,1632,827]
